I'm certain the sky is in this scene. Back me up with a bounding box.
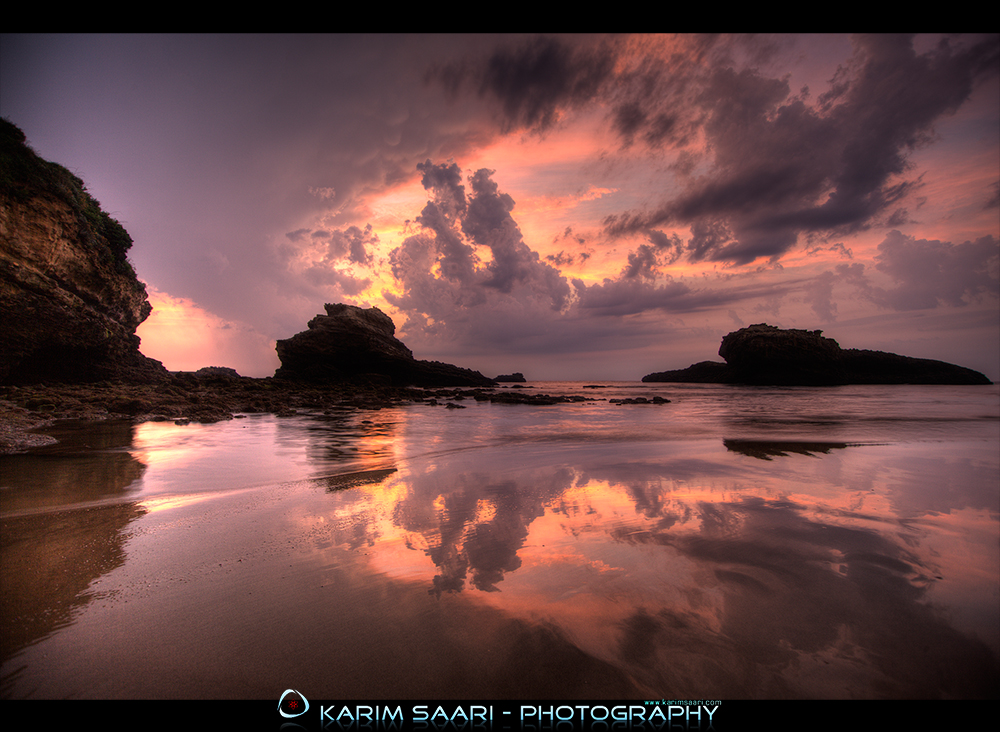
[2,33,998,381]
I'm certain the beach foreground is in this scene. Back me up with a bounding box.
[2,382,997,699]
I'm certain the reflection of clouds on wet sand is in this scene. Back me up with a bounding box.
[623,495,997,697]
[309,436,999,698]
[391,467,575,595]
[3,396,995,699]
[0,421,149,661]
[1,502,146,661]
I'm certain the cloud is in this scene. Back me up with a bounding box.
[806,270,839,322]
[386,163,572,330]
[7,34,996,379]
[572,277,697,318]
[872,230,1000,310]
[830,231,999,311]
[385,161,824,353]
[431,35,619,133]
[603,34,1000,264]
[326,224,378,266]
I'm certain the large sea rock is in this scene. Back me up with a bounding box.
[274,303,495,387]
[643,323,991,386]
[494,372,527,383]
[0,119,166,384]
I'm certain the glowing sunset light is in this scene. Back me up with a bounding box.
[137,289,279,376]
[3,33,996,380]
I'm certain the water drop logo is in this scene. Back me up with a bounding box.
[278,689,310,718]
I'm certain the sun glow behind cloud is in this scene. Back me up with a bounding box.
[5,34,996,380]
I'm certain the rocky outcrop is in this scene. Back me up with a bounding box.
[643,323,991,385]
[717,325,848,385]
[641,360,730,384]
[495,372,526,383]
[274,303,496,387]
[0,119,165,384]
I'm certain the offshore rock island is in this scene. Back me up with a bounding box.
[274,303,495,387]
[643,323,992,386]
[1,119,991,454]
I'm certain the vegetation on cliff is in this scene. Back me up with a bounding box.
[1,118,136,278]
[0,118,163,384]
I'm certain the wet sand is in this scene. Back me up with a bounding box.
[2,384,998,699]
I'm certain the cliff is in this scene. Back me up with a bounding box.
[0,119,165,384]
[274,303,495,387]
[643,323,991,386]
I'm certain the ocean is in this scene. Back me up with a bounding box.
[2,382,998,700]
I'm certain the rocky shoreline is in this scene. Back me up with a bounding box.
[2,125,991,456]
[0,376,611,453]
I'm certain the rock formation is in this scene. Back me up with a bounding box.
[495,372,526,383]
[274,303,496,387]
[643,323,991,386]
[0,119,165,384]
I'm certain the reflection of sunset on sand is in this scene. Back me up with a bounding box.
[1,383,998,698]
[2,34,998,710]
[318,434,999,695]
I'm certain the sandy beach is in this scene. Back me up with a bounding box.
[3,382,997,699]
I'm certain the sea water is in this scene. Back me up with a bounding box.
[1,382,997,699]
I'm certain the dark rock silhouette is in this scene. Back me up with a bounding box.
[274,303,496,387]
[643,323,991,385]
[0,119,166,384]
[495,372,526,383]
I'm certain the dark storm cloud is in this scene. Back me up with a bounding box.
[387,161,818,348]
[855,231,1000,310]
[604,34,1000,264]
[464,169,571,304]
[413,161,480,286]
[326,224,378,266]
[622,245,661,280]
[546,228,592,268]
[620,231,683,280]
[572,272,807,319]
[416,160,467,218]
[284,224,379,266]
[546,250,587,267]
[387,164,677,348]
[572,277,697,317]
[430,35,618,133]
[986,181,1000,210]
[390,163,571,316]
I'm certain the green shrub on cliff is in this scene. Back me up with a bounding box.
[0,117,135,275]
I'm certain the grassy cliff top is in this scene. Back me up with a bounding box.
[0,117,134,274]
